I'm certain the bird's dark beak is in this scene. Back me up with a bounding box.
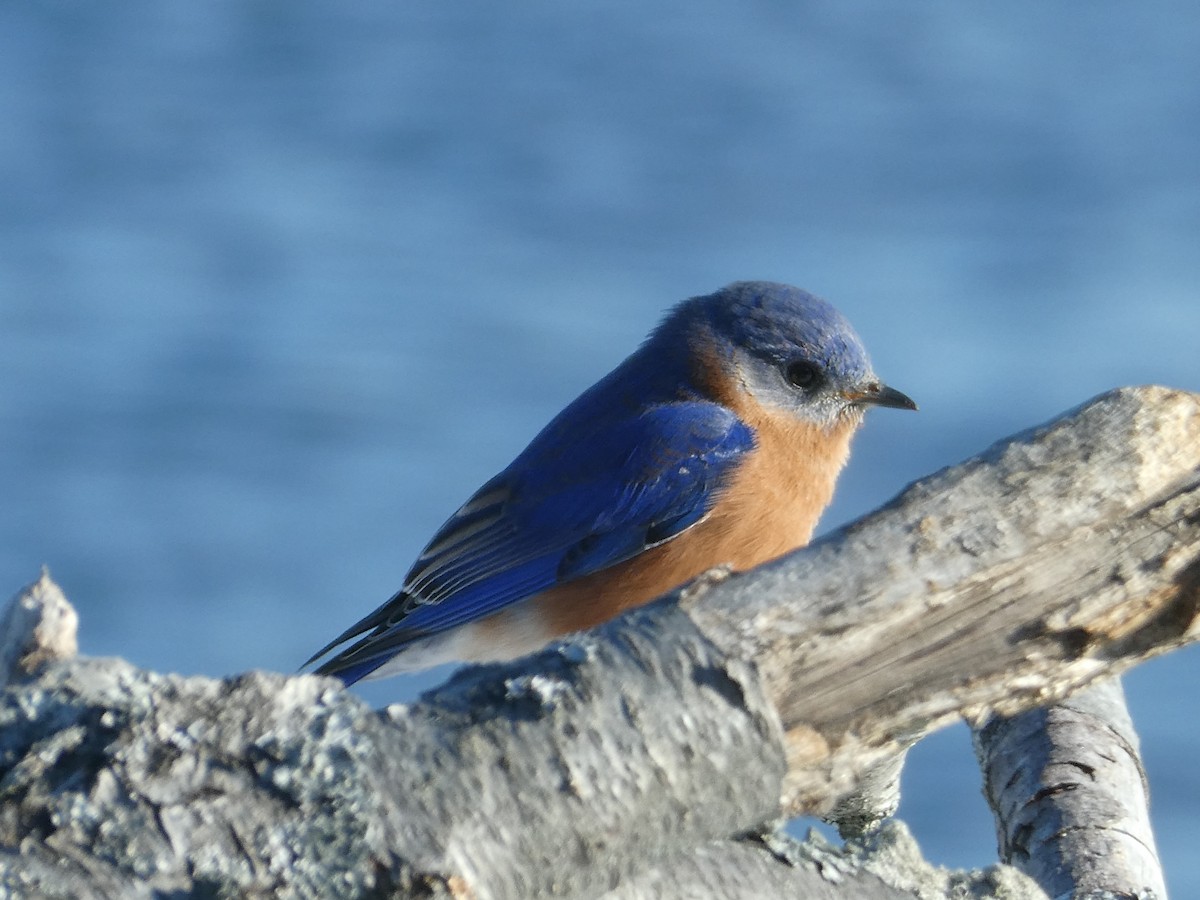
[843,381,918,411]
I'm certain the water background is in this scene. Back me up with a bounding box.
[2,2,1199,892]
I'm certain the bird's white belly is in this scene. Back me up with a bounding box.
[361,598,558,678]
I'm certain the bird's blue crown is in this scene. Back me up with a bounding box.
[654,280,874,387]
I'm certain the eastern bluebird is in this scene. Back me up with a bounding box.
[307,281,915,684]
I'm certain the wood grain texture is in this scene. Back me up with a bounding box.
[686,386,1200,816]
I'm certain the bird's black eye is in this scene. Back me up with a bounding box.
[784,360,823,391]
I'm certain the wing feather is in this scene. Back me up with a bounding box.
[309,401,753,680]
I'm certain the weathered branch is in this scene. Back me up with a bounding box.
[0,566,76,688]
[976,679,1166,899]
[603,824,1044,899]
[0,386,1196,897]
[685,385,1200,816]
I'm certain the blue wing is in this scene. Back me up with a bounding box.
[307,400,754,681]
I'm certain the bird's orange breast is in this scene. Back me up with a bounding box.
[522,401,861,637]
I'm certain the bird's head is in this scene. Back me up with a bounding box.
[664,281,916,428]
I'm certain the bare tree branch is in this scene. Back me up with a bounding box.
[685,385,1200,817]
[976,679,1166,899]
[0,385,1195,897]
[0,567,77,688]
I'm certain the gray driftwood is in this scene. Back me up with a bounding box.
[2,385,1198,898]
[977,679,1165,898]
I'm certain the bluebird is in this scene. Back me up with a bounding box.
[306,281,915,683]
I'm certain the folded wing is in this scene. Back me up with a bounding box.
[308,401,754,681]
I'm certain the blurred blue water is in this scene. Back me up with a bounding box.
[1,1,1198,892]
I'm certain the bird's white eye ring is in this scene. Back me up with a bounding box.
[784,360,823,391]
